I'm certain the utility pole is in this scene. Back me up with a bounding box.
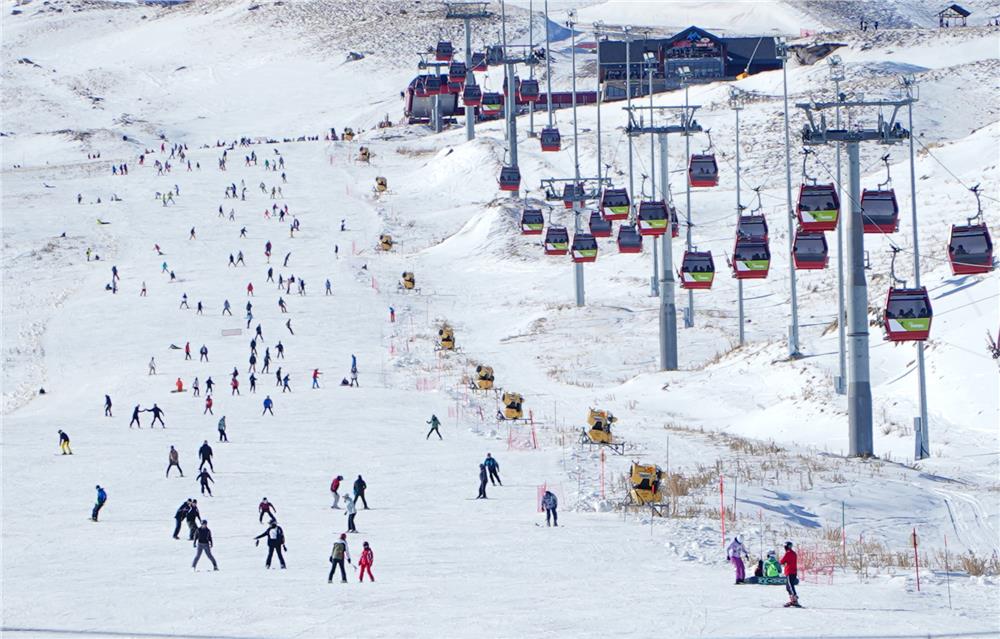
[595,24,603,180]
[625,26,634,204]
[647,51,658,297]
[731,88,745,346]
[626,104,702,370]
[779,39,801,357]
[544,0,553,129]
[902,75,929,460]
[569,10,584,306]
[498,0,537,199]
[683,73,694,328]
[445,2,490,142]
[830,55,847,395]
[799,96,912,457]
[527,0,535,137]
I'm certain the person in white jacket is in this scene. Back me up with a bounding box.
[344,495,358,532]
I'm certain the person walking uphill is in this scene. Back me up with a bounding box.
[476,464,488,499]
[192,520,219,571]
[542,490,558,526]
[58,430,73,455]
[484,453,501,485]
[254,521,287,569]
[167,446,184,477]
[426,414,442,440]
[328,533,351,583]
[353,475,368,509]
[780,541,802,607]
[727,536,750,584]
[91,485,107,521]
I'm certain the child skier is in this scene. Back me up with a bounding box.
[358,541,374,582]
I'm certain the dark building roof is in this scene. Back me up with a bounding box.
[725,36,778,61]
[938,4,971,17]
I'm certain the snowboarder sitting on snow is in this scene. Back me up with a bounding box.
[764,550,781,578]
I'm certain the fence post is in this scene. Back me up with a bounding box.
[944,534,952,608]
[720,475,726,548]
[912,528,921,592]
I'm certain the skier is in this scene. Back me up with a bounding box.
[58,429,73,455]
[328,533,351,583]
[200,345,209,362]
[192,520,219,571]
[222,300,232,316]
[258,498,277,523]
[281,374,291,393]
[542,490,558,526]
[173,499,192,539]
[254,520,287,569]
[231,377,240,395]
[196,301,203,315]
[247,282,254,296]
[484,453,501,485]
[764,550,781,577]
[198,440,214,471]
[184,342,192,360]
[312,369,321,389]
[325,279,332,295]
[330,475,344,509]
[262,395,274,416]
[149,403,165,427]
[278,297,287,313]
[180,293,189,309]
[129,404,143,428]
[217,416,228,442]
[727,536,750,584]
[167,445,184,477]
[249,373,257,393]
[91,485,107,521]
[344,494,358,532]
[205,377,215,394]
[426,414,442,440]
[358,541,374,582]
[780,541,801,607]
[104,394,113,417]
[353,475,368,509]
[204,395,214,415]
[389,306,395,323]
[196,468,214,496]
[285,319,293,335]
[276,341,284,358]
[349,368,358,387]
[185,499,202,540]
[236,251,245,266]
[175,378,185,393]
[476,464,488,499]
[148,357,157,375]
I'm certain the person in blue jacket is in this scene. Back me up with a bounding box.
[484,453,501,486]
[262,395,274,416]
[541,490,558,527]
[91,485,107,521]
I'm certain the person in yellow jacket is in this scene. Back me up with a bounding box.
[58,430,73,455]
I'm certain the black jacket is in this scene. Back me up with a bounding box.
[354,478,366,494]
[195,526,213,544]
[185,505,201,524]
[199,444,213,459]
[255,525,285,547]
[175,502,191,520]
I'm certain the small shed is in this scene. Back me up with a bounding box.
[937,4,971,27]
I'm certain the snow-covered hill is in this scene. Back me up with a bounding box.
[2,1,998,637]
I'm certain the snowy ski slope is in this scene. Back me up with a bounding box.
[2,1,999,638]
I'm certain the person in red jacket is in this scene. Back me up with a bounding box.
[204,395,214,415]
[330,475,344,509]
[231,377,240,396]
[258,497,277,523]
[358,541,374,582]
[247,282,254,296]
[780,541,801,607]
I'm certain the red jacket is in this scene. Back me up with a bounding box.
[359,547,373,567]
[205,397,213,408]
[259,501,275,515]
[331,477,341,492]
[780,549,798,575]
